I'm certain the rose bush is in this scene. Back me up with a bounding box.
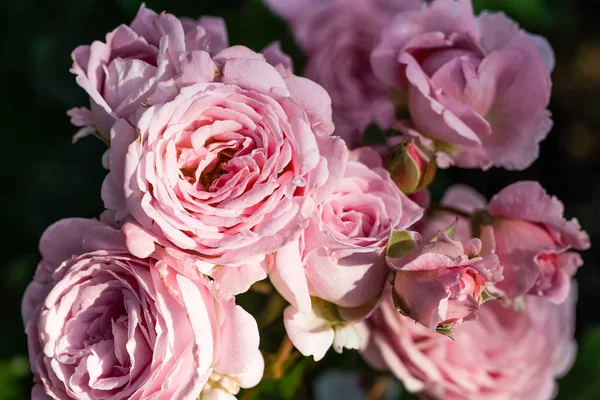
[420,182,590,303]
[100,43,348,286]
[265,0,422,148]
[22,218,263,400]
[18,2,590,399]
[361,289,577,400]
[271,148,423,360]
[371,0,555,169]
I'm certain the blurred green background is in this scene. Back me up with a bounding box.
[0,0,599,398]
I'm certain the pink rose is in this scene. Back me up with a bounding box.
[420,182,590,304]
[361,290,577,400]
[271,148,423,360]
[389,231,502,333]
[265,0,422,148]
[68,4,228,139]
[22,218,263,400]
[101,44,348,286]
[371,0,555,169]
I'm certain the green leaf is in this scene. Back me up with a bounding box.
[556,327,600,400]
[387,229,417,259]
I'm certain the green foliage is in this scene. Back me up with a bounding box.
[0,356,29,400]
[556,327,600,400]
[473,0,555,28]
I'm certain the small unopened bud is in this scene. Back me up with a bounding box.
[385,139,436,194]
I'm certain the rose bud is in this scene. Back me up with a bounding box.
[385,138,436,195]
[387,228,503,336]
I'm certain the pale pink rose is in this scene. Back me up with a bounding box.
[272,148,423,360]
[265,0,422,148]
[22,218,263,400]
[389,231,502,332]
[68,4,228,139]
[371,0,555,170]
[361,289,577,400]
[101,44,348,289]
[420,182,590,304]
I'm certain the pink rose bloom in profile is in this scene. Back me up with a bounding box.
[272,148,423,360]
[420,182,590,304]
[389,231,502,333]
[361,289,577,400]
[371,0,555,169]
[265,0,422,148]
[22,218,263,400]
[68,4,228,140]
[101,43,348,291]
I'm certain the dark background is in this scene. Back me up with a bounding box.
[0,0,598,398]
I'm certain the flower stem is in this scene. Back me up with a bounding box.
[257,291,285,329]
[366,376,392,400]
[250,280,273,295]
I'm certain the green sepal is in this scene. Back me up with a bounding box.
[481,288,497,304]
[387,228,417,259]
[431,219,458,242]
[435,324,455,340]
[311,297,342,325]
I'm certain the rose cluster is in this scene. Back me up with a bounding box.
[22,2,589,399]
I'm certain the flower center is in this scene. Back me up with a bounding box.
[199,148,235,190]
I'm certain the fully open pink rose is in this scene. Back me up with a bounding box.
[101,45,348,280]
[361,289,577,400]
[389,231,502,332]
[22,218,263,400]
[420,182,590,304]
[265,0,422,148]
[272,148,423,360]
[68,4,228,139]
[372,0,554,169]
